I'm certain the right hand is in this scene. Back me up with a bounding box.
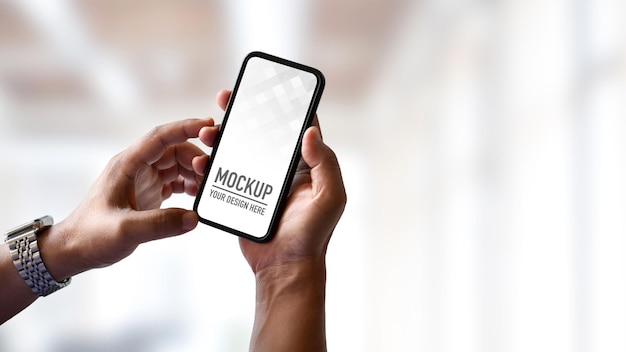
[192,90,347,274]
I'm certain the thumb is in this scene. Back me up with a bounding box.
[301,127,347,210]
[124,208,198,243]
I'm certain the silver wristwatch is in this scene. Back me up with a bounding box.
[4,216,71,297]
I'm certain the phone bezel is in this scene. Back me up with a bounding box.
[193,51,325,242]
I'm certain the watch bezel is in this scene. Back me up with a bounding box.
[5,216,53,242]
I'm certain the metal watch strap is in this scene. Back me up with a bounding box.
[5,216,71,297]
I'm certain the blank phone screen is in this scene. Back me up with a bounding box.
[195,53,323,241]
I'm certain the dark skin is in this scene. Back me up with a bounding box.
[211,90,346,351]
[1,117,218,321]
[1,90,347,352]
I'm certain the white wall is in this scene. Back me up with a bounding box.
[1,0,625,351]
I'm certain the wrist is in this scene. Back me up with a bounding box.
[251,258,327,351]
[255,257,326,296]
[36,220,79,282]
[3,216,72,299]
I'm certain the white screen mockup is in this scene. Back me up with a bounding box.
[196,55,320,239]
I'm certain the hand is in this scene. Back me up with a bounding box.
[193,90,346,352]
[41,118,220,280]
[193,90,347,273]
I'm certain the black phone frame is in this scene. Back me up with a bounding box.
[193,51,325,243]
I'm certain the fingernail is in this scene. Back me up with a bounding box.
[312,127,322,143]
[182,212,198,231]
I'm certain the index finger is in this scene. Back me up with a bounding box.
[129,118,215,165]
[216,90,231,111]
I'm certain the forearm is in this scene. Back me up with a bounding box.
[250,258,327,352]
[0,242,38,323]
[0,222,74,324]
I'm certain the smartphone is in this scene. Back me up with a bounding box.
[194,51,325,242]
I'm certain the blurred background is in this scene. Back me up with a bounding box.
[0,0,625,351]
